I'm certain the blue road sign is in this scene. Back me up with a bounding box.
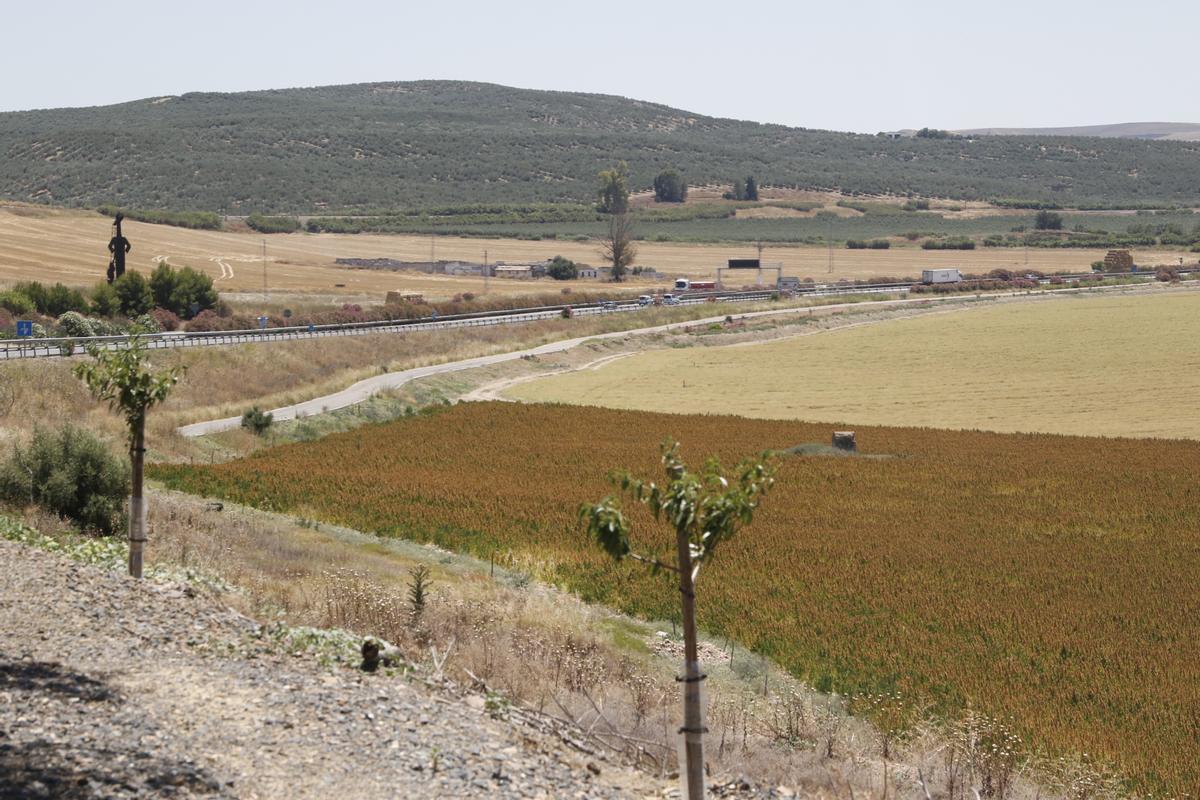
[16,320,32,338]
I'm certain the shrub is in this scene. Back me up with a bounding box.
[149,262,218,319]
[1035,210,1064,231]
[149,308,181,331]
[652,169,687,203]
[56,311,96,338]
[241,406,274,435]
[247,213,302,234]
[89,282,121,317]
[0,291,36,316]
[132,314,162,334]
[113,271,154,317]
[0,426,129,535]
[922,238,976,250]
[546,255,578,280]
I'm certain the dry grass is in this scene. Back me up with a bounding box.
[508,287,1200,439]
[2,203,1189,302]
[0,294,833,461]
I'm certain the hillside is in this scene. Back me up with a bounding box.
[2,81,1199,211]
[0,535,653,799]
[958,121,1200,141]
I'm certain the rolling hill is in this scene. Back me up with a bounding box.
[2,81,1199,212]
[957,122,1200,141]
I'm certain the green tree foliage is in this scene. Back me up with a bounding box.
[0,291,35,316]
[599,213,636,280]
[724,176,758,201]
[0,425,130,535]
[1,82,1199,210]
[652,169,687,203]
[11,282,88,317]
[89,282,121,317]
[241,406,274,435]
[1035,210,1065,230]
[113,271,154,317]
[596,162,630,214]
[96,206,221,230]
[74,332,184,576]
[916,127,958,139]
[148,262,218,319]
[246,213,302,233]
[580,439,774,798]
[744,175,758,201]
[545,255,579,280]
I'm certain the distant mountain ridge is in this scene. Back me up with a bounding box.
[1,81,1198,212]
[956,122,1200,142]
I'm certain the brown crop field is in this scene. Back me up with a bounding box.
[1,204,1188,302]
[508,288,1200,440]
[151,403,1200,794]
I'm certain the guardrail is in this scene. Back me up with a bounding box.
[0,288,789,360]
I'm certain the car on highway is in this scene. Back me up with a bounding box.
[637,295,653,306]
[600,300,619,311]
[662,294,681,306]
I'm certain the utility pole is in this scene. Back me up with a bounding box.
[827,214,834,274]
[484,249,489,295]
[430,234,436,265]
[262,239,268,303]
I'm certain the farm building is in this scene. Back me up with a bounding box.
[494,265,533,279]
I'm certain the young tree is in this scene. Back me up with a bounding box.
[653,169,687,203]
[596,161,631,214]
[113,271,154,317]
[581,441,775,800]
[546,255,579,281]
[599,213,637,281]
[1035,210,1064,230]
[744,175,759,201]
[73,332,184,578]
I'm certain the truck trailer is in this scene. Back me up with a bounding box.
[921,268,962,284]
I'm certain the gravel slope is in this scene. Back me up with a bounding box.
[0,540,654,799]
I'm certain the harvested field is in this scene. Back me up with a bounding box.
[1,204,1187,302]
[507,288,1200,439]
[151,402,1200,794]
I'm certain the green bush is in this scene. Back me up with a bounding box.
[546,255,578,280]
[113,271,154,316]
[652,169,687,203]
[89,282,121,317]
[0,290,35,315]
[0,426,130,535]
[97,206,222,230]
[148,262,217,319]
[241,406,273,435]
[246,213,302,234]
[9,282,88,316]
[56,311,95,338]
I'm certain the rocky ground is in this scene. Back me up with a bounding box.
[0,539,667,799]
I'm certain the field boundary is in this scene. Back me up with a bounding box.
[177,282,1189,437]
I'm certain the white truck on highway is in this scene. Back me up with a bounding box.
[921,268,962,284]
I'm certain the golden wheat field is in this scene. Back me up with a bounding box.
[151,402,1200,794]
[1,203,1188,301]
[507,289,1200,439]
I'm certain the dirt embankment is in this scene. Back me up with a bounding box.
[0,539,653,799]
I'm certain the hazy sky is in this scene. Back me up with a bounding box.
[2,0,1196,132]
